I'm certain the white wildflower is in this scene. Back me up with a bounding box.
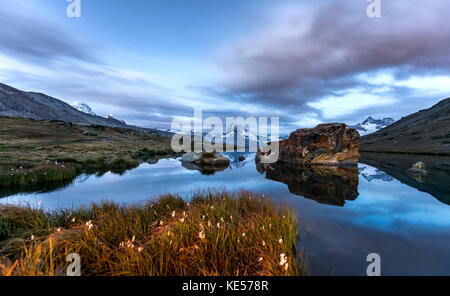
[86,220,94,230]
[172,211,176,218]
[259,257,264,262]
[279,253,288,266]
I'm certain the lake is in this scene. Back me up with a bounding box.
[1,152,450,276]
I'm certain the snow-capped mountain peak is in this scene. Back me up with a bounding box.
[350,116,395,136]
[72,102,96,115]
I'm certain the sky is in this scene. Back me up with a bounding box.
[0,0,450,133]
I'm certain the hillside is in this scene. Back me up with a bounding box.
[0,83,169,135]
[360,98,450,155]
[0,116,175,170]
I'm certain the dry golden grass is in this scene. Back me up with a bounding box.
[0,190,306,276]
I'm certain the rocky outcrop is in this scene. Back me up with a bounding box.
[258,123,359,165]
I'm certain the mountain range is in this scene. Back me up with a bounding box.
[349,117,395,136]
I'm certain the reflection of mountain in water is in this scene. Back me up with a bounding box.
[359,164,394,182]
[256,162,359,206]
[225,152,254,169]
[360,153,450,205]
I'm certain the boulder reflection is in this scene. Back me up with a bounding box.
[256,162,359,206]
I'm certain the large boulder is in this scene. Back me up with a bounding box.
[258,123,359,165]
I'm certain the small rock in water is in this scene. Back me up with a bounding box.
[181,152,201,163]
[407,161,427,175]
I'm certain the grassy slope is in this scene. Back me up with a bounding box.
[0,116,174,168]
[0,116,179,186]
[0,191,306,276]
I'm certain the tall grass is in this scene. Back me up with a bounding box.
[0,164,80,187]
[0,157,140,188]
[0,190,306,276]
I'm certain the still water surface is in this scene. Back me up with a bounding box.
[2,153,450,275]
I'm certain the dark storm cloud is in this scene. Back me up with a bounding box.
[219,0,450,111]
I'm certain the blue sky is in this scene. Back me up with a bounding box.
[1,0,450,132]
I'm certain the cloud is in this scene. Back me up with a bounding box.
[0,3,200,129]
[217,0,450,124]
[1,0,450,132]
[0,8,97,64]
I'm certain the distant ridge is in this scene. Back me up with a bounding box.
[360,97,450,155]
[0,82,169,135]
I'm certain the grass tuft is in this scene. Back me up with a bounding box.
[0,190,306,276]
